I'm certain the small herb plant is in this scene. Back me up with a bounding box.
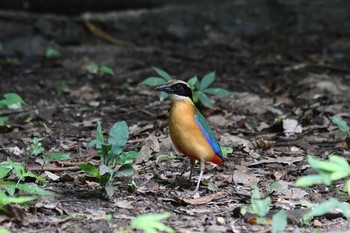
[0,93,25,109]
[295,154,350,224]
[331,116,349,143]
[117,212,175,233]
[45,46,61,58]
[27,137,71,165]
[0,157,51,196]
[140,67,232,108]
[241,185,272,224]
[85,63,115,76]
[79,121,140,198]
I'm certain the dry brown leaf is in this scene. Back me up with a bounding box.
[246,156,304,166]
[233,170,259,186]
[178,192,228,205]
[135,133,159,164]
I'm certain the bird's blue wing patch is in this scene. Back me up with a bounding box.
[194,107,223,160]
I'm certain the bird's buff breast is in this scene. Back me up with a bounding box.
[168,101,214,162]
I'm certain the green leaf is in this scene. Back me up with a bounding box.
[78,163,101,180]
[117,151,140,165]
[99,65,115,76]
[0,93,25,109]
[99,163,116,175]
[0,116,9,125]
[22,171,46,182]
[108,121,129,159]
[6,157,24,179]
[337,201,350,218]
[220,146,233,157]
[45,46,61,58]
[140,77,167,87]
[192,90,198,103]
[85,63,99,74]
[304,198,339,221]
[0,190,36,205]
[295,174,328,186]
[0,167,11,179]
[307,155,339,173]
[187,76,199,89]
[131,212,175,233]
[198,91,213,108]
[331,117,349,133]
[199,71,215,90]
[0,227,11,233]
[152,67,172,81]
[203,88,232,96]
[43,152,71,164]
[272,210,287,233]
[17,183,52,195]
[115,164,135,177]
[160,92,169,101]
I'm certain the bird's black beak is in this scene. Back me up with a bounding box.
[155,84,173,94]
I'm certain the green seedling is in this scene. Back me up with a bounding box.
[85,63,115,76]
[0,116,9,126]
[0,157,51,196]
[45,46,61,58]
[331,116,349,142]
[0,93,25,109]
[271,209,287,233]
[140,67,232,108]
[117,212,175,233]
[79,121,140,198]
[28,137,45,156]
[296,154,350,224]
[240,185,272,224]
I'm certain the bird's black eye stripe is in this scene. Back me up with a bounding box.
[170,83,193,100]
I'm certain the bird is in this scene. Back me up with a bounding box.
[155,79,223,192]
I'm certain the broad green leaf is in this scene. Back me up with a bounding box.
[0,227,11,233]
[203,88,232,96]
[304,198,339,221]
[0,189,36,205]
[22,171,46,182]
[6,157,24,179]
[331,117,349,133]
[344,179,350,197]
[99,163,115,175]
[43,152,71,164]
[117,151,140,165]
[0,93,25,109]
[307,155,339,172]
[78,163,101,180]
[99,65,115,76]
[337,201,350,218]
[96,122,104,143]
[199,71,215,90]
[0,167,11,179]
[272,210,287,233]
[131,212,175,233]
[45,46,61,58]
[17,183,52,195]
[198,92,213,108]
[0,116,9,125]
[191,90,198,103]
[6,184,16,195]
[152,67,172,81]
[108,121,129,159]
[187,76,199,89]
[115,164,135,177]
[101,143,112,164]
[140,77,167,87]
[295,174,328,186]
[329,154,350,169]
[85,63,99,74]
[105,183,115,199]
[160,92,169,101]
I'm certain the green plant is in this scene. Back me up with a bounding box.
[140,67,232,108]
[0,157,51,196]
[117,212,175,233]
[296,154,350,224]
[0,116,9,126]
[240,185,272,224]
[85,63,115,76]
[78,121,140,198]
[331,116,349,142]
[28,137,45,156]
[271,209,287,233]
[0,93,25,109]
[45,46,61,58]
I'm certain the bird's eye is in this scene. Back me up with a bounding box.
[174,84,182,90]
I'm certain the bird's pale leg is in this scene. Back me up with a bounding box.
[193,161,205,193]
[188,159,195,181]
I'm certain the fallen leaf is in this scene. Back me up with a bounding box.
[44,171,60,181]
[233,170,259,186]
[114,200,133,209]
[177,192,228,205]
[283,119,302,136]
[246,156,304,166]
[135,133,159,164]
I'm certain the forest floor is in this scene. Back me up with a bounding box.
[0,1,350,232]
